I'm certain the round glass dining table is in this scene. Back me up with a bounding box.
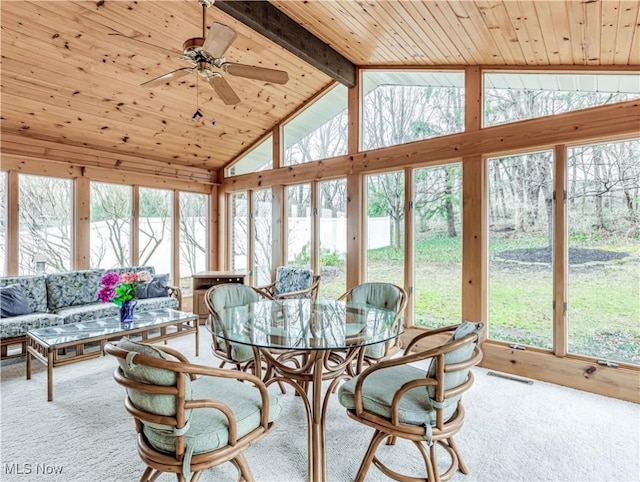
[210,297,404,482]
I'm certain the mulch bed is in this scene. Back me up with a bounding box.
[497,247,631,265]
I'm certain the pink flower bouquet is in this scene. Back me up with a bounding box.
[97,270,152,306]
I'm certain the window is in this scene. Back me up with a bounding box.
[179,192,207,295]
[286,184,312,268]
[413,164,462,328]
[90,182,132,269]
[18,175,72,274]
[365,171,405,287]
[284,84,348,166]
[488,151,554,349]
[318,179,347,298]
[230,192,248,273]
[225,136,273,177]
[253,189,273,286]
[567,139,640,365]
[484,72,640,127]
[362,70,464,151]
[139,188,173,278]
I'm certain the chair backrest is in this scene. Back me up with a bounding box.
[104,338,193,455]
[205,283,261,315]
[424,322,483,422]
[274,266,315,296]
[340,282,407,315]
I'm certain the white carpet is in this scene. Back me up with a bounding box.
[1,334,638,482]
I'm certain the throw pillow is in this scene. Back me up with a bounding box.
[0,284,34,318]
[136,274,170,299]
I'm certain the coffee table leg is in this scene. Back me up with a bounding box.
[195,322,200,357]
[26,347,32,380]
[47,350,54,402]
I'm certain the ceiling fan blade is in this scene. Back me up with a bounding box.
[223,63,289,84]
[208,75,241,105]
[141,68,193,88]
[107,32,183,57]
[203,22,237,59]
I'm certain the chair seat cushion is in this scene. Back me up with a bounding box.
[144,375,282,455]
[338,364,457,426]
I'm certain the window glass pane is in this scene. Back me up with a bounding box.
[488,151,554,349]
[225,136,272,177]
[567,139,640,365]
[253,189,273,286]
[366,171,405,286]
[18,174,72,274]
[90,182,131,269]
[284,84,348,166]
[179,192,207,296]
[230,192,248,273]
[286,184,311,268]
[319,179,347,298]
[362,70,464,151]
[484,72,640,127]
[0,172,6,276]
[139,188,173,278]
[413,164,462,328]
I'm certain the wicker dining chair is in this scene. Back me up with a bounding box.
[255,266,320,300]
[338,282,407,374]
[338,321,484,482]
[105,338,281,482]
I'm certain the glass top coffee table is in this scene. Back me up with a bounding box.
[26,308,198,401]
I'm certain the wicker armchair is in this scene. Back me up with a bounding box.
[338,322,484,482]
[255,266,320,300]
[105,338,281,482]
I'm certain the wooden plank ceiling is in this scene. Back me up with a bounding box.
[1,1,639,183]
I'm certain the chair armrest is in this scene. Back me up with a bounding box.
[167,285,182,310]
[255,281,277,298]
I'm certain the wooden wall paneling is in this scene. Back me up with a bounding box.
[553,145,568,357]
[74,177,91,270]
[217,188,227,271]
[172,190,180,287]
[223,100,640,192]
[461,155,487,325]
[348,69,361,155]
[131,186,139,266]
[403,167,414,327]
[346,173,363,290]
[208,185,218,271]
[0,151,212,197]
[272,125,282,170]
[1,135,216,186]
[271,185,284,281]
[6,171,19,275]
[481,341,640,404]
[311,181,319,275]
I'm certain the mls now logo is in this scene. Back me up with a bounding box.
[4,463,64,475]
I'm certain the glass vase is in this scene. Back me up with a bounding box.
[119,300,137,324]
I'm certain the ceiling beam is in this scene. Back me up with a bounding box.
[213,0,356,87]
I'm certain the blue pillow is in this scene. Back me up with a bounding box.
[0,284,34,318]
[136,274,170,299]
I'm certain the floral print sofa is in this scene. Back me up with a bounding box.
[0,266,181,360]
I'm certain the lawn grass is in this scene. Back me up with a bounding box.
[358,236,640,365]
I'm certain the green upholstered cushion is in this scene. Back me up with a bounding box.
[425,321,482,404]
[209,285,260,362]
[338,364,457,426]
[143,374,282,455]
[349,283,403,359]
[116,337,192,418]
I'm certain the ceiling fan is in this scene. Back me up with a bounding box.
[109,0,289,105]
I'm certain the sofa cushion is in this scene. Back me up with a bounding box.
[0,275,48,314]
[0,284,34,318]
[0,313,64,339]
[112,266,156,276]
[135,297,179,312]
[137,274,169,299]
[46,269,105,310]
[53,302,119,325]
